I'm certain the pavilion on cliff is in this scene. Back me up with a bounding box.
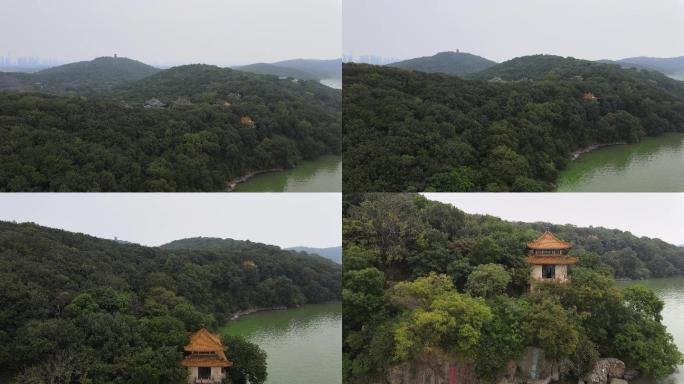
[525,231,578,288]
[181,328,233,384]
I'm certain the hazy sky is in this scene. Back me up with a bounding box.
[0,0,341,66]
[344,0,684,62]
[0,193,342,248]
[424,193,684,246]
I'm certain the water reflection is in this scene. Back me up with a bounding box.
[234,156,342,192]
[557,133,684,191]
[221,302,342,384]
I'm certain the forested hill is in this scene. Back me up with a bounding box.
[343,194,682,383]
[468,54,597,80]
[343,194,684,282]
[161,237,342,264]
[161,236,260,251]
[109,64,340,109]
[342,57,684,192]
[0,56,160,93]
[0,65,341,191]
[388,51,497,76]
[469,55,684,90]
[0,221,340,382]
[234,63,321,80]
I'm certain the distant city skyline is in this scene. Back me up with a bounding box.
[344,0,684,63]
[0,0,342,67]
[342,54,398,65]
[0,53,63,68]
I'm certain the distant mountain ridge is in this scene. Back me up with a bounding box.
[610,55,684,80]
[468,54,601,81]
[382,51,684,83]
[286,246,342,264]
[160,237,341,264]
[0,56,160,93]
[37,56,160,82]
[234,58,341,83]
[273,58,342,79]
[0,56,343,95]
[388,51,497,77]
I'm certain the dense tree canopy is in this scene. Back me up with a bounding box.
[0,64,341,191]
[342,194,682,383]
[343,56,684,191]
[0,221,341,383]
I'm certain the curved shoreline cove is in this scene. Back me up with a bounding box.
[220,302,342,384]
[556,133,684,191]
[232,155,342,192]
[616,277,684,384]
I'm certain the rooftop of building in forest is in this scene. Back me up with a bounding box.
[527,231,572,250]
[525,231,577,265]
[181,328,233,368]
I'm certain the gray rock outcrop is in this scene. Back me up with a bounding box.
[580,358,627,384]
[608,379,628,384]
[386,350,478,384]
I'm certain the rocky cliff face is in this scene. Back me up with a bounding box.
[386,350,479,384]
[498,347,561,384]
[384,349,633,384]
[579,358,636,384]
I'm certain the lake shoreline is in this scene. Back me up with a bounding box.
[229,306,289,320]
[569,131,684,161]
[225,154,342,191]
[227,300,341,321]
[230,155,342,192]
[226,168,285,192]
[556,132,684,192]
[570,141,627,161]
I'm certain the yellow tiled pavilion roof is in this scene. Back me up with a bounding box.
[184,328,223,352]
[181,355,233,368]
[181,328,233,368]
[527,231,572,250]
[524,255,578,265]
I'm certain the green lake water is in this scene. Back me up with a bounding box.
[233,156,342,192]
[556,133,684,192]
[220,302,342,384]
[616,278,684,383]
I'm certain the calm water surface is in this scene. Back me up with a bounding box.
[556,133,684,191]
[220,302,342,384]
[616,277,684,383]
[234,156,341,192]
